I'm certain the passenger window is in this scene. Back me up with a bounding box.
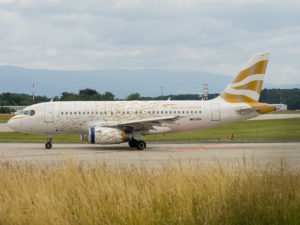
[83,112,85,115]
[87,112,89,115]
[74,112,76,115]
[78,112,81,115]
[66,112,68,115]
[70,112,72,115]
[61,112,63,115]
[127,111,129,114]
[29,110,35,116]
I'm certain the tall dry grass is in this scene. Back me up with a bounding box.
[0,160,299,225]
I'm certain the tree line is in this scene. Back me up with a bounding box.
[0,88,299,112]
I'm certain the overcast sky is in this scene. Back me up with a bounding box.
[0,0,300,86]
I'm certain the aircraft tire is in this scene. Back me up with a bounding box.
[129,139,138,148]
[45,142,52,149]
[136,140,146,150]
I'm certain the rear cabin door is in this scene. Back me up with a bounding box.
[44,103,54,123]
[210,103,220,121]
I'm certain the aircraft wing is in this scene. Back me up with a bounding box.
[110,115,180,131]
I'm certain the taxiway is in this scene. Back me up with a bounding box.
[0,142,299,168]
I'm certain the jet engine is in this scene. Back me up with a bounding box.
[88,127,132,144]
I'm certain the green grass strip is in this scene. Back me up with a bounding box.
[0,118,299,143]
[145,118,300,142]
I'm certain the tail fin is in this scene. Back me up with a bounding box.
[220,53,270,103]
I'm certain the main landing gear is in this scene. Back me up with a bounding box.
[129,138,146,150]
[45,135,52,149]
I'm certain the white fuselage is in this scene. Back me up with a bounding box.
[8,98,258,135]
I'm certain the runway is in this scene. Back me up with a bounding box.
[0,123,13,132]
[0,142,299,168]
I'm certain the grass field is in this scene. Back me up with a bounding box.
[270,110,300,114]
[0,132,82,143]
[0,160,299,225]
[1,118,299,143]
[145,118,300,142]
[0,114,13,123]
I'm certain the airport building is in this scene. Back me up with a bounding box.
[273,104,287,111]
[3,106,26,112]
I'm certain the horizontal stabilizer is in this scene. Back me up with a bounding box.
[237,105,274,115]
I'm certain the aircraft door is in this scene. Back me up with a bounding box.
[210,103,220,121]
[44,103,54,123]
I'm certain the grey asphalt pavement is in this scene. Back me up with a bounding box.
[0,142,299,168]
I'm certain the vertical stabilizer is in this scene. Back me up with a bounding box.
[220,53,270,103]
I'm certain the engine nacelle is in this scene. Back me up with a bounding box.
[88,127,132,144]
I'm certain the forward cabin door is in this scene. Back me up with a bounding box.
[44,103,54,123]
[210,103,220,121]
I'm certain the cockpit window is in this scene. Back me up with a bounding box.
[19,110,29,115]
[18,110,35,116]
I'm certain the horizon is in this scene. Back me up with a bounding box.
[1,65,300,98]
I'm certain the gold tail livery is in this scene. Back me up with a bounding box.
[8,53,274,150]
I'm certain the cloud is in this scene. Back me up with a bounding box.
[45,49,57,56]
[0,0,299,85]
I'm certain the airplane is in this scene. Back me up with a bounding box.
[7,53,274,150]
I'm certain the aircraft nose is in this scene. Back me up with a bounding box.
[7,116,19,131]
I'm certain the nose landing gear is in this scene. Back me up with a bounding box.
[45,135,52,149]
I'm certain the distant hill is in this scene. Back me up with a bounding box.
[1,88,300,110]
[1,65,299,98]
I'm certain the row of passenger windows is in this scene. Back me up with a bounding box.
[61,110,202,116]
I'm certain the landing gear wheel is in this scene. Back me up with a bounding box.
[136,140,146,150]
[45,135,52,150]
[129,139,138,148]
[45,142,52,149]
